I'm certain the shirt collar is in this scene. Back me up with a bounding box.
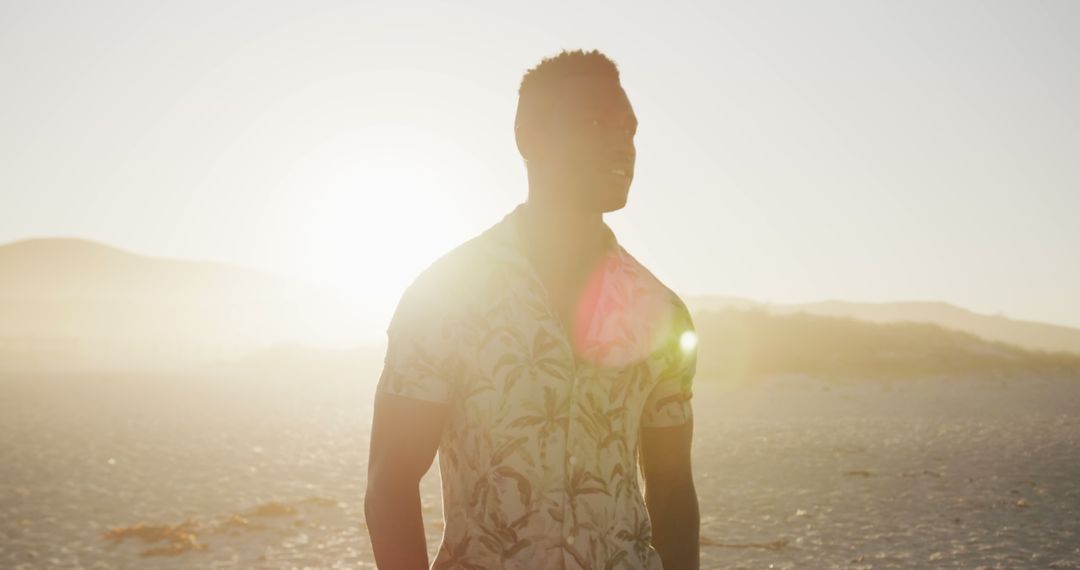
[493,202,620,262]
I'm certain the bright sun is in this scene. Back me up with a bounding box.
[294,128,483,317]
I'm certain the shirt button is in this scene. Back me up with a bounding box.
[568,455,577,465]
[565,536,575,546]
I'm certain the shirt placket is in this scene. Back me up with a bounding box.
[505,212,620,568]
[560,351,580,567]
[556,278,614,568]
[520,270,583,566]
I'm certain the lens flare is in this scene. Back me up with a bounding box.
[679,330,698,354]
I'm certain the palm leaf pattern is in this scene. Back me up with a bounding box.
[375,204,695,569]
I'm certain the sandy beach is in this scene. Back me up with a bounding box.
[2,366,1078,569]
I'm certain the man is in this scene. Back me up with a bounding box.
[365,49,699,569]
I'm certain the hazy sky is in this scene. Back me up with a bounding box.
[3,0,1079,332]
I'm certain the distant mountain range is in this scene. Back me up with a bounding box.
[692,309,1080,384]
[2,238,1078,380]
[0,238,368,371]
[687,296,1080,355]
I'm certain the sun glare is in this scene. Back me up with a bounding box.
[294,132,481,319]
[309,166,448,290]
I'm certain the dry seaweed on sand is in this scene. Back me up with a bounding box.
[101,519,208,557]
[243,500,299,517]
[213,513,270,533]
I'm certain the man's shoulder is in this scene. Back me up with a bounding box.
[615,245,692,321]
[397,222,508,312]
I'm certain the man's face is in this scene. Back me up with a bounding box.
[533,76,638,213]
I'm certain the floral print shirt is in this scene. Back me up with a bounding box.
[377,203,696,569]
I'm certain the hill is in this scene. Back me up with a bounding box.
[4,237,1079,382]
[0,238,368,371]
[687,296,1080,355]
[693,308,1080,384]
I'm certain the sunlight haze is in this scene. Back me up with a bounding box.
[3,0,1079,336]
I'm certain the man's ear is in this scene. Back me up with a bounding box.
[515,123,533,162]
[514,100,544,163]
[516,122,550,166]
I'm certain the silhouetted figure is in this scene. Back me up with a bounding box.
[366,49,699,569]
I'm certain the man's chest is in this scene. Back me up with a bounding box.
[455,261,675,416]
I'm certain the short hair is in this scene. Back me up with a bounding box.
[515,49,621,133]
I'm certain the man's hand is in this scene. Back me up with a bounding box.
[640,421,699,570]
[365,391,449,569]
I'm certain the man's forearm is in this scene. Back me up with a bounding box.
[365,481,429,569]
[648,484,700,570]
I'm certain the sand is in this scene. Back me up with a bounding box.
[1,368,1078,569]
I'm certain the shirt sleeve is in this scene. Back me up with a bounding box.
[640,299,696,428]
[376,275,462,404]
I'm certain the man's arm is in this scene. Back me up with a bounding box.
[365,391,449,569]
[640,421,699,570]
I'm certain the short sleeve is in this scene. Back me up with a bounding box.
[376,275,463,404]
[640,300,696,428]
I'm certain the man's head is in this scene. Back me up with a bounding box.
[515,50,637,214]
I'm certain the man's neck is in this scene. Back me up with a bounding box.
[526,166,610,242]
[518,177,617,340]
[519,195,607,260]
